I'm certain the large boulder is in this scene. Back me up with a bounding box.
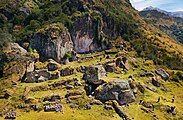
[31,23,74,63]
[95,80,135,104]
[83,65,106,84]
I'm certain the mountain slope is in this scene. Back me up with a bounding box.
[140,7,183,44]
[0,0,183,120]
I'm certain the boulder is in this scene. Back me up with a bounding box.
[83,65,106,84]
[167,106,176,115]
[152,78,161,87]
[95,80,135,104]
[44,104,62,112]
[115,57,129,70]
[50,71,60,80]
[136,83,145,93]
[0,90,12,99]
[37,69,51,80]
[60,67,74,76]
[47,60,59,71]
[140,71,155,77]
[43,94,61,102]
[31,23,74,63]
[155,68,169,80]
[104,63,116,73]
[23,72,37,83]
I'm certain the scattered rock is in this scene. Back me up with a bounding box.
[152,78,161,87]
[115,57,130,70]
[5,111,16,119]
[65,84,74,89]
[140,101,154,109]
[47,60,59,71]
[23,72,37,83]
[145,85,157,92]
[104,105,113,110]
[112,101,130,120]
[23,69,51,83]
[43,94,61,102]
[90,99,103,105]
[24,97,37,104]
[140,71,155,77]
[60,67,74,76]
[167,106,176,115]
[104,63,116,73]
[50,71,60,80]
[128,79,138,94]
[136,83,145,93]
[76,66,86,73]
[155,68,169,80]
[44,104,62,112]
[70,103,79,108]
[29,104,39,111]
[84,103,92,110]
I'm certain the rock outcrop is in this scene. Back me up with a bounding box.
[31,23,74,63]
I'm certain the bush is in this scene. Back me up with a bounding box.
[64,52,72,59]
[0,28,14,50]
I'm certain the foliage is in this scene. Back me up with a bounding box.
[0,28,14,50]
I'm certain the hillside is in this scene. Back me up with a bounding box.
[0,0,183,120]
[140,7,183,43]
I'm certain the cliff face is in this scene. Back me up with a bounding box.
[31,23,73,63]
[71,15,109,53]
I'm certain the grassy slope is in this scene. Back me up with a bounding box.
[1,45,183,119]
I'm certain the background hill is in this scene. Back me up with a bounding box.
[140,7,183,43]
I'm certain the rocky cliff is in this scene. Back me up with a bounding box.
[31,23,73,62]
